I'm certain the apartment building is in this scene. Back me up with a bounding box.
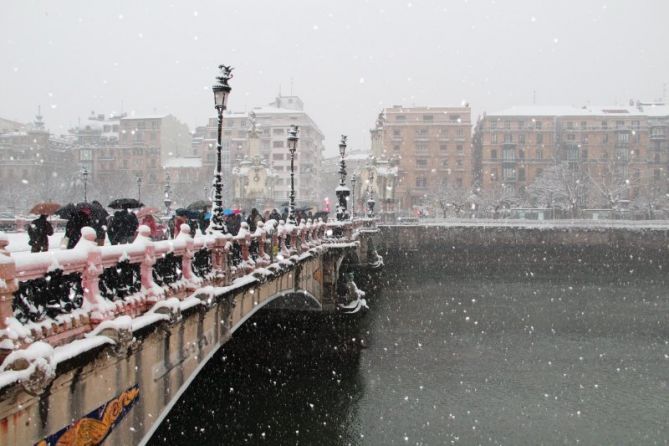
[474,103,669,205]
[381,105,472,210]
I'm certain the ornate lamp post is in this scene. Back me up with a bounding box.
[163,172,172,216]
[81,167,89,202]
[136,176,142,203]
[367,170,376,218]
[335,135,350,221]
[350,173,358,219]
[210,64,233,233]
[287,125,299,225]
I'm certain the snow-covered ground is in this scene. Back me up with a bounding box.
[5,232,66,253]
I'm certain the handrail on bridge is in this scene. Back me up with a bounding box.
[0,217,376,357]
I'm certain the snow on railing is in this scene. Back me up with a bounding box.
[0,217,373,359]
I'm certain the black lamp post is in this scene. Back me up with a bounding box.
[335,135,350,221]
[136,176,142,203]
[287,125,299,225]
[210,64,233,233]
[350,173,358,219]
[82,167,89,202]
[367,169,376,217]
[163,172,172,216]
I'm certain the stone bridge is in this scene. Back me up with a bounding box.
[0,218,382,445]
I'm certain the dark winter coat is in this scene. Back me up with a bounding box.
[65,211,91,249]
[108,210,139,245]
[246,208,264,233]
[27,215,53,253]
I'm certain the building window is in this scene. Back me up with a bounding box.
[491,120,497,129]
[536,133,543,144]
[491,149,497,160]
[441,158,449,167]
[503,148,515,161]
[393,144,400,151]
[393,129,401,137]
[272,153,283,160]
[504,121,511,129]
[518,168,526,181]
[518,120,524,129]
[536,148,543,160]
[603,134,609,143]
[567,134,576,141]
[80,149,92,161]
[617,133,630,144]
[456,178,463,187]
[416,159,428,169]
[396,115,406,121]
[519,149,525,159]
[491,133,498,144]
[456,159,463,168]
[519,134,526,144]
[582,148,588,160]
[536,121,542,130]
[602,121,608,129]
[456,145,464,154]
[490,168,498,181]
[415,127,429,137]
[416,177,427,188]
[503,167,515,180]
[416,142,428,153]
[581,121,587,130]
[440,143,448,151]
[272,141,284,148]
[504,133,513,144]
[273,128,284,135]
[456,128,464,138]
[616,120,625,129]
[423,115,433,121]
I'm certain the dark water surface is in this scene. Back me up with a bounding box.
[150,268,669,445]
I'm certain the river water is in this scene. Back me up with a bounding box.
[150,265,669,445]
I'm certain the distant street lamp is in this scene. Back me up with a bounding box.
[136,176,142,203]
[287,125,299,225]
[350,173,358,219]
[82,168,89,202]
[367,169,376,218]
[164,172,172,216]
[335,135,350,221]
[210,64,233,233]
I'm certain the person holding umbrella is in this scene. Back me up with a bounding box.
[65,207,92,249]
[27,214,53,252]
[90,201,109,246]
[108,199,142,244]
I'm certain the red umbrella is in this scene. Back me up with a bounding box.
[29,202,62,216]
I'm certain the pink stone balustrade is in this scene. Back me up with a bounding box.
[0,217,372,355]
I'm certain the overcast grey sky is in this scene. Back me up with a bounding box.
[2,0,668,155]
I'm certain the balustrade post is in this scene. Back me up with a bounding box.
[237,223,253,273]
[211,233,231,286]
[278,221,290,258]
[134,225,162,303]
[176,224,195,282]
[256,222,268,267]
[290,226,298,255]
[76,227,108,321]
[0,233,18,336]
[299,221,309,252]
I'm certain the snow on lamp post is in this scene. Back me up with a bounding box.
[163,172,172,216]
[287,125,299,225]
[82,167,89,202]
[209,64,233,233]
[367,169,376,218]
[336,135,350,221]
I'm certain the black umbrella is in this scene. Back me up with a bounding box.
[55,203,76,219]
[90,201,109,222]
[109,198,144,209]
[175,208,200,219]
[186,200,211,211]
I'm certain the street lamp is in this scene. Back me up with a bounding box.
[350,173,358,219]
[367,169,376,218]
[136,176,142,203]
[210,64,233,233]
[82,168,89,202]
[163,172,172,216]
[287,125,299,225]
[335,135,350,221]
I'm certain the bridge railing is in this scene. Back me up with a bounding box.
[0,217,375,355]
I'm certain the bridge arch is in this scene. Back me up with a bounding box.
[230,289,322,334]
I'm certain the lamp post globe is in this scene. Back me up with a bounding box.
[209,64,233,233]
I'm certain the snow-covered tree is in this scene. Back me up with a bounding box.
[527,162,589,218]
